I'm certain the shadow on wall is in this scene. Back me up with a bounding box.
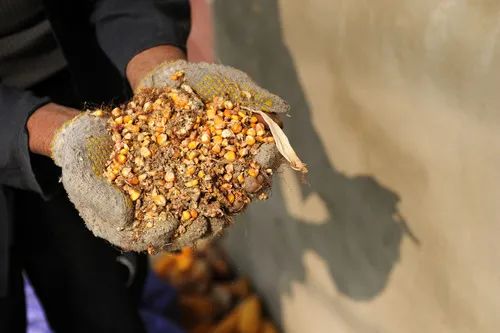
[214,0,416,312]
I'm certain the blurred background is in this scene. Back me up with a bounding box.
[188,0,500,332]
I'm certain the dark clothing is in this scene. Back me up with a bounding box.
[0,0,190,327]
[0,0,67,88]
[1,186,148,332]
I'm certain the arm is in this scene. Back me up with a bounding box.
[0,85,52,191]
[91,0,190,89]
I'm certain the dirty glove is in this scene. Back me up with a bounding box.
[52,61,300,252]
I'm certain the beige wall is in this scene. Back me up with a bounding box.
[214,1,500,332]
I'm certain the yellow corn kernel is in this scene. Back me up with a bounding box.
[224,151,236,162]
[114,116,123,125]
[237,173,245,184]
[212,135,223,145]
[239,148,249,157]
[200,132,211,144]
[185,179,199,187]
[152,194,166,206]
[223,109,233,118]
[156,133,168,145]
[248,168,259,177]
[164,171,175,182]
[188,141,198,150]
[250,116,258,123]
[206,108,216,119]
[223,100,234,110]
[185,165,196,176]
[140,147,151,158]
[111,107,121,117]
[123,115,133,124]
[91,109,104,117]
[129,189,141,201]
[256,123,266,136]
[266,136,275,143]
[245,135,256,146]
[214,116,225,129]
[116,154,127,164]
[197,170,206,178]
[211,144,221,154]
[231,123,242,134]
[181,210,191,221]
[246,128,256,137]
[187,151,198,160]
[227,193,235,204]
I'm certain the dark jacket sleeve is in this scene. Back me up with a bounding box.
[0,85,51,193]
[91,0,191,77]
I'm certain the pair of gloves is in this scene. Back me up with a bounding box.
[51,61,289,252]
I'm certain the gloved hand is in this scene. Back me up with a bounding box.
[51,60,293,252]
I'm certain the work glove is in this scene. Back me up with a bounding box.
[52,60,297,253]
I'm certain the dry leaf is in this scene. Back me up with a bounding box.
[242,107,307,173]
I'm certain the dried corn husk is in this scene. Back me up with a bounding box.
[243,107,307,173]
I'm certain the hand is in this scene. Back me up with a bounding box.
[27,103,80,157]
[126,45,186,91]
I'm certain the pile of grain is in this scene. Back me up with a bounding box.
[103,76,275,239]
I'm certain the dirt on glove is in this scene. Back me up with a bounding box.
[100,73,281,246]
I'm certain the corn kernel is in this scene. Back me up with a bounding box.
[239,148,249,157]
[211,144,221,154]
[224,100,234,110]
[247,128,256,137]
[198,170,206,178]
[129,177,139,185]
[256,123,266,136]
[123,115,133,124]
[121,167,131,177]
[214,116,225,129]
[237,173,245,183]
[212,135,223,145]
[188,141,198,150]
[116,154,127,164]
[156,133,168,145]
[164,171,175,182]
[140,147,151,158]
[181,210,191,221]
[129,189,141,201]
[200,132,211,144]
[266,136,275,143]
[245,135,256,146]
[227,193,235,204]
[152,194,166,206]
[231,123,242,134]
[186,165,196,176]
[114,116,123,125]
[248,168,259,177]
[206,108,216,119]
[221,129,234,138]
[190,209,198,219]
[185,179,199,187]
[187,151,198,160]
[111,107,121,117]
[224,151,236,162]
[91,110,104,117]
[250,116,258,123]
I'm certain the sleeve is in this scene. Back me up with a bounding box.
[91,0,191,77]
[0,85,51,193]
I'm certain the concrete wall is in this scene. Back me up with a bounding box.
[213,1,500,332]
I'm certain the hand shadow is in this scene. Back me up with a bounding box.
[213,0,418,318]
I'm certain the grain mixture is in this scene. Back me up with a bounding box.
[102,73,276,239]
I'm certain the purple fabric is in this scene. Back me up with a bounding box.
[24,272,184,333]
